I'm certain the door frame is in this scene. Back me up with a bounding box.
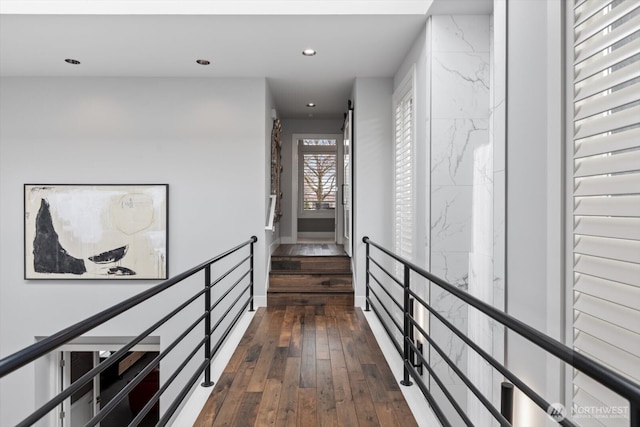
[291,133,344,243]
[49,337,160,426]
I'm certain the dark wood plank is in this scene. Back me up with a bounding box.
[389,390,419,427]
[300,306,317,388]
[223,344,248,374]
[254,378,282,426]
[278,305,296,347]
[211,364,255,426]
[356,311,402,391]
[237,308,266,345]
[271,256,351,273]
[341,335,365,382]
[196,306,418,427]
[374,402,404,427]
[362,364,389,403]
[327,309,360,427]
[267,346,288,380]
[268,293,354,307]
[268,273,352,290]
[244,343,262,364]
[272,244,346,257]
[297,388,317,426]
[275,357,301,426]
[350,377,380,427]
[317,359,338,427]
[193,372,234,426]
[288,306,304,357]
[230,392,262,427]
[315,314,330,360]
[247,309,284,392]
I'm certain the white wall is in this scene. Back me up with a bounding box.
[0,76,269,425]
[278,118,343,243]
[263,84,279,298]
[352,77,394,305]
[507,0,564,425]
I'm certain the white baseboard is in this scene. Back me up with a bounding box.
[281,236,296,244]
[253,295,267,308]
[269,238,280,254]
[354,295,366,308]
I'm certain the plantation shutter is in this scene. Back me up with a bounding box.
[572,0,640,421]
[393,76,414,264]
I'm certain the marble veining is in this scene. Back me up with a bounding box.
[428,13,503,425]
[432,15,491,53]
[432,52,490,119]
[432,119,490,186]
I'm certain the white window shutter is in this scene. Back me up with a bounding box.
[572,0,640,420]
[393,71,415,266]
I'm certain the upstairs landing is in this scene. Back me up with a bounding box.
[193,305,419,426]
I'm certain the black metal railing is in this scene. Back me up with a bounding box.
[363,236,640,427]
[0,236,257,427]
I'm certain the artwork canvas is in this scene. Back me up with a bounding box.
[24,184,168,280]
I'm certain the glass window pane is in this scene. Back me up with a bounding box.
[303,153,337,210]
[302,139,337,146]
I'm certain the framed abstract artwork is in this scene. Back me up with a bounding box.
[24,184,168,280]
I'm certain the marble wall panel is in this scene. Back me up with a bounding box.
[432,15,490,53]
[432,52,490,119]
[431,119,490,186]
[428,13,499,424]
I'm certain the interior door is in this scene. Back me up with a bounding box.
[61,352,100,427]
[342,109,353,256]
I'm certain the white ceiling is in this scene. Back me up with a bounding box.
[0,1,492,119]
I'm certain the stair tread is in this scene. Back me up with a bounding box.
[270,271,352,275]
[268,287,354,294]
[271,255,351,260]
[268,293,354,306]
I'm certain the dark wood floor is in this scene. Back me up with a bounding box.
[272,244,346,257]
[194,306,418,427]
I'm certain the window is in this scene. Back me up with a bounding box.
[393,69,415,265]
[571,0,640,419]
[298,138,337,216]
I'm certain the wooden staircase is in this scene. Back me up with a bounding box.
[267,244,354,306]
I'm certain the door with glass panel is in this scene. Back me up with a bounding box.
[298,136,341,242]
[343,110,353,256]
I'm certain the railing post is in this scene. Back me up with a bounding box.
[631,401,639,427]
[365,238,370,312]
[401,264,413,386]
[500,382,514,423]
[409,297,415,371]
[202,264,214,387]
[249,236,256,312]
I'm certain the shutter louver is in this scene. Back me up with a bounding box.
[572,0,640,422]
[394,79,414,266]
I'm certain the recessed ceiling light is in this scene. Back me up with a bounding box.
[64,59,80,65]
[306,102,316,108]
[302,49,317,57]
[196,59,211,65]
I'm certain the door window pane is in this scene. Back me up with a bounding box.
[303,153,337,210]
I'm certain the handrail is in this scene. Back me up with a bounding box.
[0,236,258,426]
[363,236,640,426]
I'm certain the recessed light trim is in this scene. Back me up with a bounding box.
[196,59,211,65]
[64,58,80,65]
[302,49,317,57]
[306,102,316,108]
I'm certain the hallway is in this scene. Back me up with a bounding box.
[194,305,418,426]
